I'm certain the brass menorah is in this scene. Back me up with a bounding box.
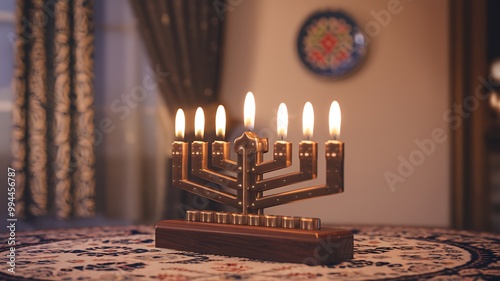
[155,93,353,265]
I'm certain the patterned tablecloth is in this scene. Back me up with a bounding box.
[0,225,499,280]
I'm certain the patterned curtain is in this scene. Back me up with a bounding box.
[11,0,95,219]
[129,0,224,112]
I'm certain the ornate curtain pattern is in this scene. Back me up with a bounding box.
[70,0,95,218]
[11,0,95,219]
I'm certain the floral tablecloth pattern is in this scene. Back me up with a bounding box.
[1,225,499,280]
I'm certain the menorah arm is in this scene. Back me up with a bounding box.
[253,141,317,191]
[212,141,238,172]
[250,184,343,210]
[177,179,239,208]
[254,141,292,174]
[192,141,238,189]
[212,159,238,172]
[253,159,290,174]
[253,171,314,192]
[193,168,238,190]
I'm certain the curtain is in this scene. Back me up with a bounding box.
[450,0,489,230]
[129,0,224,112]
[129,0,225,218]
[11,0,95,219]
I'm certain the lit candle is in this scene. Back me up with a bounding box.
[250,101,291,176]
[175,108,185,140]
[302,102,314,140]
[192,107,206,175]
[244,92,255,131]
[299,102,317,174]
[326,101,344,192]
[212,104,236,171]
[277,103,288,140]
[194,107,205,140]
[273,103,291,169]
[216,105,226,139]
[172,108,188,185]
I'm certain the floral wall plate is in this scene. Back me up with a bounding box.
[297,11,367,79]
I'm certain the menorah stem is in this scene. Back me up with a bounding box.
[234,131,268,215]
[238,148,261,215]
[241,152,249,215]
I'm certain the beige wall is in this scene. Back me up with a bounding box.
[220,0,450,227]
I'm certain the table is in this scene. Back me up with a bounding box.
[1,225,499,280]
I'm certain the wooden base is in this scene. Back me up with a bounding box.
[155,220,353,265]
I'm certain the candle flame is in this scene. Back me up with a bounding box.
[302,102,314,138]
[216,105,226,139]
[277,103,288,139]
[194,107,205,139]
[175,108,185,139]
[329,101,341,139]
[244,92,255,130]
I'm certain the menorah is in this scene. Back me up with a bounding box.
[155,93,353,265]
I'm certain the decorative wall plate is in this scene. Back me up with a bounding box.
[297,11,367,79]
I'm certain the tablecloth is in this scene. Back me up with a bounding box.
[1,225,499,280]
